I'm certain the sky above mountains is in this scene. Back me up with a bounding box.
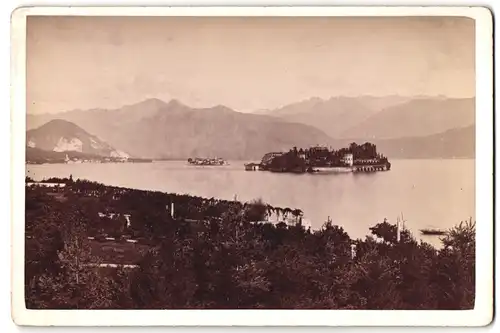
[27,16,475,114]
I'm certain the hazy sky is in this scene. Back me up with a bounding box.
[27,16,475,114]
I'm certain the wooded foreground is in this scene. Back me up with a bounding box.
[25,179,475,309]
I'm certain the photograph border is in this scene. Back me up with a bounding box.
[11,5,494,327]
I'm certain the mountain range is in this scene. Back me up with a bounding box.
[265,96,475,139]
[27,99,333,160]
[369,125,475,159]
[26,96,475,160]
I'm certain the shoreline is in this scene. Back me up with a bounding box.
[26,157,476,166]
[25,177,309,230]
[25,176,458,241]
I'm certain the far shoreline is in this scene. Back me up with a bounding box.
[25,156,476,166]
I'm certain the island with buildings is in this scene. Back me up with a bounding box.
[187,157,229,166]
[245,142,391,174]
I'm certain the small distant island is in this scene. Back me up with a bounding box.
[187,157,229,166]
[245,142,391,174]
[62,154,153,164]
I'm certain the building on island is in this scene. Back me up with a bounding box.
[310,146,329,153]
[244,163,260,171]
[341,153,354,167]
[355,158,379,164]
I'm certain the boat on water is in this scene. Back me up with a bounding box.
[419,228,447,236]
[188,157,229,166]
[128,158,153,163]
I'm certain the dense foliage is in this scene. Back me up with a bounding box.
[25,180,475,309]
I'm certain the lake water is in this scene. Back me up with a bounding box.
[26,159,475,246]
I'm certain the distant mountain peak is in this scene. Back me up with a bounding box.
[166,98,186,108]
[44,118,78,126]
[39,118,90,135]
[208,104,234,113]
[26,119,129,158]
[120,98,191,116]
[131,98,168,109]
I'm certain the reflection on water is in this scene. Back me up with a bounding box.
[26,159,475,247]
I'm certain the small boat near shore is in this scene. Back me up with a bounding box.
[419,228,447,236]
[128,158,153,163]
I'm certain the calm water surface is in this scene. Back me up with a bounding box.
[26,159,475,246]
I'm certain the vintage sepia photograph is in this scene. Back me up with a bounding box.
[11,6,493,327]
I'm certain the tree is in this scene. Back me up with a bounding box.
[27,207,116,309]
[431,219,475,309]
[313,222,352,267]
[131,238,198,308]
[349,247,404,309]
[369,220,412,245]
[244,198,268,222]
[25,214,65,308]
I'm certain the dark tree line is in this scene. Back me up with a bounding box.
[25,180,475,309]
